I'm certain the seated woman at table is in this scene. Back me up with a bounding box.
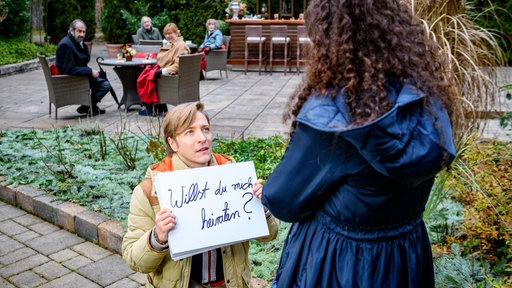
[137,23,190,116]
[197,19,223,75]
[197,19,223,55]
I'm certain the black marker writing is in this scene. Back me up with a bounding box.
[214,180,227,196]
[201,202,240,230]
[231,177,253,191]
[169,181,210,208]
[242,192,253,214]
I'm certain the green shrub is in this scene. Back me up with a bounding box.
[0,128,287,223]
[121,7,170,38]
[0,0,29,38]
[213,135,286,180]
[1,126,511,285]
[218,20,230,36]
[101,0,131,44]
[101,0,242,46]
[45,0,96,44]
[434,243,494,287]
[471,0,512,65]
[166,0,231,47]
[0,36,55,65]
[434,135,512,284]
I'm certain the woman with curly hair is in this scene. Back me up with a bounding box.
[257,0,460,286]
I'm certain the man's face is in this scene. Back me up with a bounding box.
[168,112,213,168]
[71,22,86,42]
[142,18,152,30]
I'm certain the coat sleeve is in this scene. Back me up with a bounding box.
[255,215,280,242]
[122,185,168,273]
[261,123,349,222]
[135,28,144,41]
[56,42,92,76]
[211,31,223,50]
[153,28,163,40]
[199,33,208,49]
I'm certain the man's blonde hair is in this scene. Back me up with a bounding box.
[162,102,210,156]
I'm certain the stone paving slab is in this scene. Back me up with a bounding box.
[76,255,135,287]
[27,230,85,255]
[0,201,145,288]
[38,272,102,288]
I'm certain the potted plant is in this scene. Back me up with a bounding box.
[122,44,137,61]
[101,0,130,57]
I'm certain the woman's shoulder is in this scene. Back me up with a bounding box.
[174,37,189,48]
[296,91,351,132]
[296,82,427,133]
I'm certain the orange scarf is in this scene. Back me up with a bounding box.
[151,154,232,173]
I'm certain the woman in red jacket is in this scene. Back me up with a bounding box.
[137,23,190,116]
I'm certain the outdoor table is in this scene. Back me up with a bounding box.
[187,43,198,53]
[97,57,156,111]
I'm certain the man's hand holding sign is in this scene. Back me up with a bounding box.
[154,161,269,260]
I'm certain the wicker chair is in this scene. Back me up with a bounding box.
[38,56,91,119]
[132,34,139,44]
[203,35,231,80]
[155,53,202,108]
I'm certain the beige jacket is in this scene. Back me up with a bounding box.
[122,154,280,288]
[157,36,190,75]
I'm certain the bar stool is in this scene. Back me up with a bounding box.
[296,25,311,74]
[269,25,291,75]
[245,25,267,75]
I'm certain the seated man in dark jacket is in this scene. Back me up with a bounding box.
[56,19,110,116]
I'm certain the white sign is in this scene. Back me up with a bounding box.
[154,161,269,260]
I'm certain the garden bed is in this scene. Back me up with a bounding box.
[0,126,511,286]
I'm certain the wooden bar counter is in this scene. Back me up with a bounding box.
[226,19,305,71]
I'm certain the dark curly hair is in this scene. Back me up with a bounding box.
[285,0,458,133]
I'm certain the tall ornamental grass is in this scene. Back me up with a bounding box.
[409,0,506,143]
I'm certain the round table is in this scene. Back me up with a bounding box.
[187,43,198,53]
[97,57,156,111]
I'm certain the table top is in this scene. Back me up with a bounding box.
[145,41,197,49]
[97,57,156,67]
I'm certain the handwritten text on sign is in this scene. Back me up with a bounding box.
[154,161,269,260]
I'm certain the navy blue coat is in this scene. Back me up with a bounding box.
[262,80,455,287]
[56,32,92,76]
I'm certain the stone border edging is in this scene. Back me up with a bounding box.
[0,56,56,77]
[0,177,124,254]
